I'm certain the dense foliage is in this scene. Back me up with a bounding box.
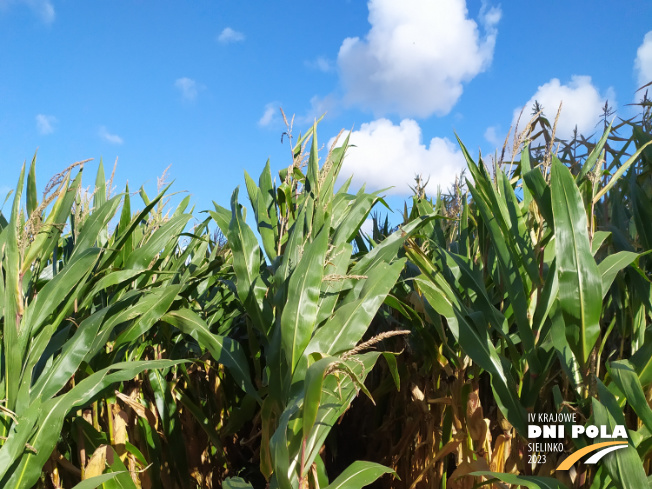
[1,92,651,489]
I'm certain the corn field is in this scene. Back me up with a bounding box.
[1,92,652,489]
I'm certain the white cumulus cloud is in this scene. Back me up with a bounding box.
[635,31,652,88]
[35,114,56,134]
[218,27,245,44]
[99,126,123,145]
[175,77,200,101]
[330,118,466,196]
[337,0,501,118]
[513,76,615,141]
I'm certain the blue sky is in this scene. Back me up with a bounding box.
[1,0,652,220]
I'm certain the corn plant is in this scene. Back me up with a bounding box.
[0,159,196,488]
[0,157,256,488]
[210,122,436,488]
[374,106,652,487]
[2,97,651,489]
[321,95,652,488]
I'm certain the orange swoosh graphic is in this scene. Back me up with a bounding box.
[556,441,628,470]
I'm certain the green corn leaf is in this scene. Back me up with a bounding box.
[466,179,534,351]
[301,356,337,441]
[245,170,277,261]
[209,203,231,237]
[15,247,100,409]
[331,192,378,246]
[147,369,175,436]
[523,167,554,225]
[4,164,26,411]
[315,242,352,326]
[382,352,400,391]
[551,157,602,365]
[520,143,534,208]
[319,133,350,206]
[99,182,173,268]
[441,250,511,338]
[21,170,81,276]
[598,251,639,299]
[139,186,150,206]
[281,226,329,373]
[173,194,192,218]
[607,360,652,433]
[630,341,652,388]
[349,215,433,276]
[87,290,153,353]
[577,123,612,182]
[593,393,648,489]
[496,168,540,285]
[532,258,559,339]
[305,122,320,196]
[300,353,381,479]
[70,472,128,489]
[3,360,183,489]
[269,404,295,489]
[112,284,182,348]
[94,159,106,209]
[21,247,100,340]
[549,303,582,392]
[162,309,260,401]
[631,179,652,250]
[222,477,254,489]
[124,213,191,270]
[324,461,395,489]
[81,269,146,309]
[593,139,652,203]
[93,159,109,246]
[228,187,270,333]
[30,309,108,402]
[308,260,405,356]
[591,230,611,255]
[259,160,279,235]
[0,398,42,481]
[413,273,528,435]
[274,203,306,287]
[69,194,122,260]
[26,154,38,217]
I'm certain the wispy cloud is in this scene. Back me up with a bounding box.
[175,77,200,101]
[2,0,55,23]
[99,126,123,145]
[29,0,54,23]
[258,103,280,127]
[484,125,504,148]
[35,114,56,134]
[305,56,334,73]
[296,95,339,125]
[635,31,652,88]
[217,27,245,44]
